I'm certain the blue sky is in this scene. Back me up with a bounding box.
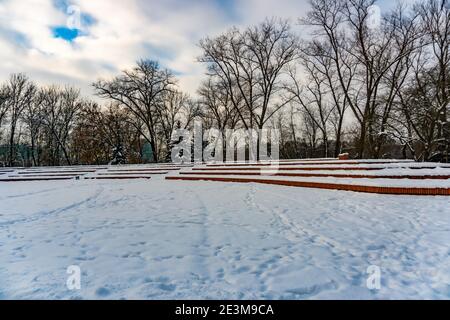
[0,0,415,97]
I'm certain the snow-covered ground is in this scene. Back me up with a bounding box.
[1,176,450,300]
[197,167,450,176]
[175,174,450,188]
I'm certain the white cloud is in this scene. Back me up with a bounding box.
[233,0,310,25]
[0,0,312,98]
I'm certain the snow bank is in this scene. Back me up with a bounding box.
[1,177,450,299]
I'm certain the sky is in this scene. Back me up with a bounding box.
[0,0,410,98]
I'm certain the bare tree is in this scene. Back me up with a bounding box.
[268,105,302,159]
[101,104,134,164]
[199,19,300,159]
[93,60,176,163]
[415,0,449,161]
[287,63,334,158]
[21,91,45,166]
[198,77,243,159]
[302,41,351,157]
[386,0,449,161]
[71,101,108,165]
[370,5,424,158]
[302,0,423,158]
[3,74,36,166]
[301,110,320,158]
[301,0,356,157]
[72,103,142,165]
[0,85,9,139]
[40,86,82,165]
[198,77,242,132]
[158,90,200,161]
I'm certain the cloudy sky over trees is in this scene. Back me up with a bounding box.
[0,0,406,96]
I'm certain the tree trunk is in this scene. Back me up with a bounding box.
[61,146,72,166]
[8,124,15,167]
[256,127,262,162]
[322,133,328,158]
[334,117,344,158]
[357,122,367,160]
[31,137,37,167]
[151,140,158,163]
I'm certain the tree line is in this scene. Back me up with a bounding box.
[0,0,448,166]
[0,65,198,166]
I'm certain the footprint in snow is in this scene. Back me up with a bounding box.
[158,283,177,292]
[95,287,111,297]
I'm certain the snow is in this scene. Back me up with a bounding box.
[201,162,450,169]
[1,175,450,300]
[185,167,450,176]
[208,159,414,165]
[183,161,450,188]
[176,174,450,188]
[0,165,185,182]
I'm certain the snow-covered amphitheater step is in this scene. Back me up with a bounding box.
[205,160,416,167]
[167,175,450,196]
[83,176,153,180]
[180,171,450,180]
[107,168,176,171]
[167,159,450,196]
[0,164,187,182]
[97,172,168,176]
[17,170,97,175]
